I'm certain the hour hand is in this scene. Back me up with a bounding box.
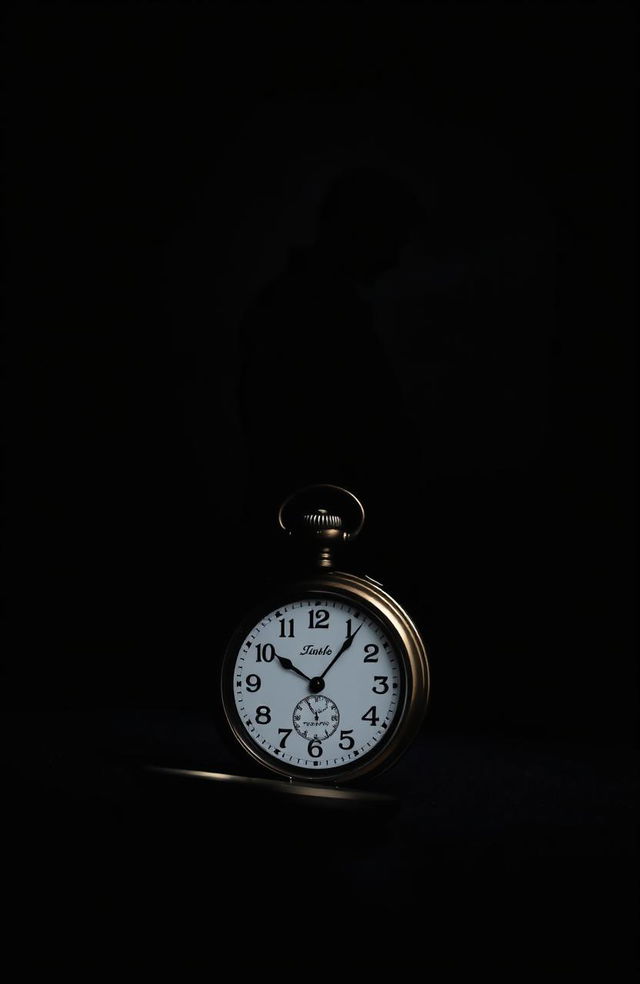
[275,653,311,682]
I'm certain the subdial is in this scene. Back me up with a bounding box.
[293,695,340,741]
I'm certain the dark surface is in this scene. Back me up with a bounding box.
[4,711,637,970]
[3,1,637,972]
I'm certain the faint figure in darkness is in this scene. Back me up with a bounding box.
[237,167,422,531]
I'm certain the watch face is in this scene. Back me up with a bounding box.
[222,593,406,779]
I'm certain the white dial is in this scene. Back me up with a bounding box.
[230,596,403,773]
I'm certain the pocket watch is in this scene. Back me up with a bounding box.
[221,485,430,784]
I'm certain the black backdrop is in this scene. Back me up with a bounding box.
[4,1,637,973]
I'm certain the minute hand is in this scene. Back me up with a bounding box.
[319,623,362,679]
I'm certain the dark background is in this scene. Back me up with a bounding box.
[3,1,637,972]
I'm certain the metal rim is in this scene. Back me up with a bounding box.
[146,767,397,808]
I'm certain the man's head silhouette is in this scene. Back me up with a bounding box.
[315,166,421,283]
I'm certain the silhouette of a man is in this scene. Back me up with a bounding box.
[237,166,421,528]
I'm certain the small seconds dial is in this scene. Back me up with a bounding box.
[231,597,402,772]
[293,695,340,741]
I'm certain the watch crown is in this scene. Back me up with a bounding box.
[300,509,344,569]
[278,486,365,570]
[302,509,343,532]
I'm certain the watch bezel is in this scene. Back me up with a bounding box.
[220,570,429,784]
